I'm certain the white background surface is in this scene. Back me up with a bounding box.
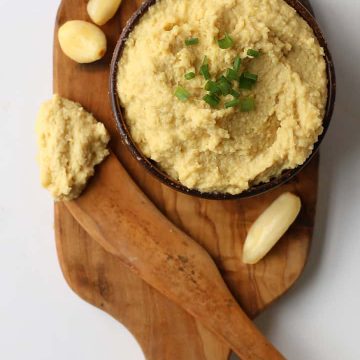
[0,1,359,359]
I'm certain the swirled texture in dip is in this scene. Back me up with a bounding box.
[118,0,327,194]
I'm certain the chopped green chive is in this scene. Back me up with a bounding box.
[247,49,260,58]
[177,49,260,108]
[203,94,220,108]
[185,37,199,46]
[226,68,239,82]
[230,88,240,98]
[175,86,190,102]
[218,75,231,85]
[239,73,255,90]
[243,71,258,81]
[233,56,242,73]
[200,56,211,80]
[240,97,255,112]
[218,33,234,49]
[205,80,221,95]
[225,98,240,109]
[200,64,210,80]
[217,76,232,95]
[184,72,196,80]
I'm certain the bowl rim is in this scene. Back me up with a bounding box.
[110,0,336,200]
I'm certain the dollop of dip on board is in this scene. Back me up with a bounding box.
[118,0,327,194]
[36,95,110,200]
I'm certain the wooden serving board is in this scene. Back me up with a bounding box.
[54,0,317,359]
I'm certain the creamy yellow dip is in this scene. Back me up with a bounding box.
[118,0,327,194]
[36,95,110,200]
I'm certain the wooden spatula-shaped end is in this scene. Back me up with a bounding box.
[65,154,285,360]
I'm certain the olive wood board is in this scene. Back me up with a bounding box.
[54,0,317,359]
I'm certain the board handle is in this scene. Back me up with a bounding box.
[65,154,284,360]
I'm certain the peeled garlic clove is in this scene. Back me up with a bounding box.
[87,0,122,26]
[58,20,107,64]
[242,192,301,265]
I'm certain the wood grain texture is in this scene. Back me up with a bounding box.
[63,153,285,360]
[55,202,229,360]
[54,0,318,359]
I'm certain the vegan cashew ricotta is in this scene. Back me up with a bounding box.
[35,95,110,201]
[58,20,107,63]
[118,0,328,194]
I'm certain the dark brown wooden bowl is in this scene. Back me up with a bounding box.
[110,0,336,200]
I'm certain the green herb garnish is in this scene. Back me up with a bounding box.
[185,37,199,46]
[239,73,255,90]
[200,64,210,80]
[205,80,221,95]
[200,56,211,80]
[247,49,260,58]
[240,97,255,112]
[233,56,242,73]
[181,40,260,110]
[217,75,231,84]
[226,68,239,82]
[230,88,240,98]
[203,94,220,108]
[243,71,258,81]
[225,98,240,109]
[217,76,232,95]
[218,33,234,49]
[175,86,190,102]
[184,72,196,80]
